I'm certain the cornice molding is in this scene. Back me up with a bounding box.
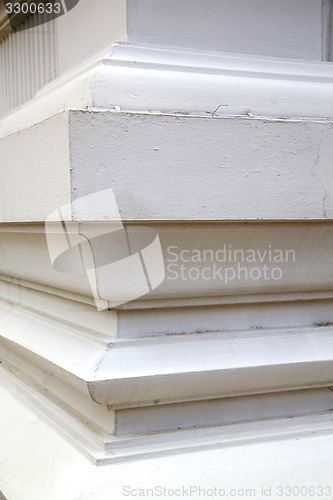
[1,223,333,307]
[3,42,333,136]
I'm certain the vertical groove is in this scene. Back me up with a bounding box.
[21,20,26,102]
[8,32,13,110]
[329,0,333,60]
[34,17,40,91]
[0,17,59,115]
[41,20,46,86]
[322,0,333,60]
[29,16,35,99]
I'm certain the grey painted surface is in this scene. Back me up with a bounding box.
[69,111,333,221]
[128,0,322,60]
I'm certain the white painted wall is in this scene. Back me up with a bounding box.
[56,0,127,75]
[69,111,333,221]
[0,112,71,221]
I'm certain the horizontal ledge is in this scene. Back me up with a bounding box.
[1,352,333,464]
[110,43,333,83]
[99,412,333,464]
[2,109,333,221]
[1,220,333,229]
[1,224,333,303]
[1,290,333,408]
[3,41,333,138]
[2,272,333,314]
[89,326,333,407]
[93,43,333,119]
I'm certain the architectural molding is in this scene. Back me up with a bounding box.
[1,274,333,463]
[1,1,333,497]
[0,384,332,498]
[95,42,333,119]
[0,221,333,464]
[1,222,333,305]
[3,41,333,137]
[1,110,333,222]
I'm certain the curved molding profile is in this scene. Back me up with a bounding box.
[3,42,333,136]
[0,221,333,462]
[1,278,333,463]
[95,42,333,119]
[0,197,332,467]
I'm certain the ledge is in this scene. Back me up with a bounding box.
[95,42,333,118]
[1,110,333,222]
[0,223,332,462]
[3,42,333,137]
[1,290,333,409]
[1,289,333,461]
[0,381,333,498]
